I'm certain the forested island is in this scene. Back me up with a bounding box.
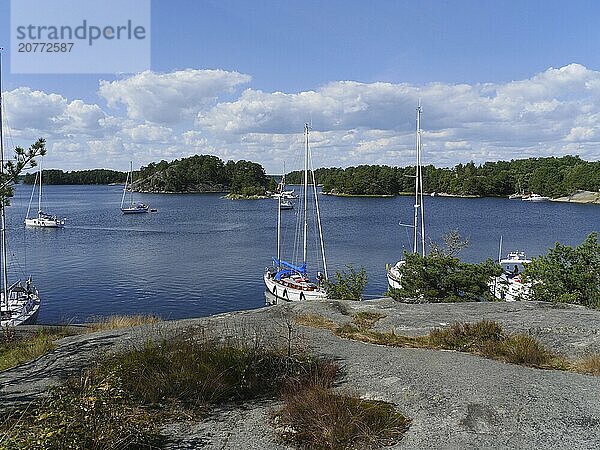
[286,155,600,198]
[134,155,271,196]
[23,169,127,185]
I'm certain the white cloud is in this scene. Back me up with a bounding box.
[99,69,251,124]
[4,64,600,171]
[121,123,174,144]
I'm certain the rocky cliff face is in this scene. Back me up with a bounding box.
[2,299,599,449]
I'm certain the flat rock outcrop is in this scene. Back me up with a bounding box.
[1,299,599,449]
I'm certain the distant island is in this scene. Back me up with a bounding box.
[23,154,599,201]
[23,169,127,185]
[286,155,599,199]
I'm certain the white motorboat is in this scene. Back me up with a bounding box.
[264,124,328,302]
[24,159,66,228]
[522,193,550,202]
[121,161,149,214]
[387,103,426,290]
[490,242,532,301]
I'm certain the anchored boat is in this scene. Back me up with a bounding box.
[0,53,41,326]
[121,161,149,214]
[387,103,427,290]
[24,159,66,228]
[264,124,328,302]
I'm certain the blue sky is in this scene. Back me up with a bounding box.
[1,0,600,171]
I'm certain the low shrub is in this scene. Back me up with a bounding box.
[276,385,410,450]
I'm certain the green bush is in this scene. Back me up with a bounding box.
[387,253,501,303]
[524,232,600,308]
[325,265,368,300]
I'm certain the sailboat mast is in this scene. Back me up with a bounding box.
[121,169,129,209]
[417,104,425,257]
[412,105,420,254]
[302,123,308,264]
[0,51,9,311]
[277,167,282,268]
[129,161,134,206]
[38,158,43,214]
[309,149,328,280]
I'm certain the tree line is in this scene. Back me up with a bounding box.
[23,169,127,185]
[286,156,600,197]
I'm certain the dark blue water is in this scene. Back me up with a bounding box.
[4,185,598,323]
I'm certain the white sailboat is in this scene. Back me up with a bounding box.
[278,165,294,210]
[24,159,66,228]
[121,161,149,214]
[0,53,41,326]
[264,124,328,302]
[387,103,426,290]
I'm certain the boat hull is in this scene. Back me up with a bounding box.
[263,272,327,302]
[387,260,404,290]
[489,275,531,302]
[0,283,41,327]
[25,218,65,228]
[121,207,149,214]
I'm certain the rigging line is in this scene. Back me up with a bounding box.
[309,142,327,279]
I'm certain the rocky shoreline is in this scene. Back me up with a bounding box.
[552,190,600,205]
[2,299,599,449]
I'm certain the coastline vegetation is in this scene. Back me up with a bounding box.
[286,155,600,197]
[0,327,73,372]
[23,168,127,185]
[524,232,600,308]
[325,265,369,301]
[387,253,502,303]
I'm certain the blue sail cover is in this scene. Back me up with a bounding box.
[272,258,307,280]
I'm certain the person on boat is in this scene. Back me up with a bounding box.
[511,265,519,277]
[316,271,324,286]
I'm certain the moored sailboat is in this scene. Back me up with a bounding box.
[264,124,328,302]
[121,161,149,214]
[387,103,426,290]
[0,53,41,326]
[24,159,66,228]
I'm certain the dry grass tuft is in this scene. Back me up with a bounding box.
[87,314,160,332]
[277,385,410,450]
[352,311,387,331]
[295,313,338,331]
[574,354,600,375]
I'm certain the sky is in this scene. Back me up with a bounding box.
[1,0,600,172]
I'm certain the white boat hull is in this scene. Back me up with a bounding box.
[263,272,327,302]
[0,281,41,327]
[489,274,531,302]
[121,207,149,214]
[25,217,65,228]
[387,260,404,290]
